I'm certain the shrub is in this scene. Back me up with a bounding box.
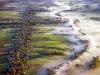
[89,56,100,68]
[75,64,82,68]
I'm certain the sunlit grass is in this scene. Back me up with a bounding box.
[0,28,12,39]
[27,25,67,74]
[0,11,20,18]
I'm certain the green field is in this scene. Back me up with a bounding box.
[0,28,14,69]
[26,26,67,75]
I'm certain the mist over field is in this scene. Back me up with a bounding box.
[0,0,100,75]
[87,0,100,3]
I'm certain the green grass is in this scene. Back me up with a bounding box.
[0,28,13,39]
[3,43,14,47]
[26,56,51,75]
[35,29,50,33]
[33,41,60,46]
[0,63,9,69]
[0,20,20,23]
[32,33,63,41]
[28,58,49,64]
[32,33,66,51]
[31,26,66,51]
[27,26,67,74]
[0,28,14,70]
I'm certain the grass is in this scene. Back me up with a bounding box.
[0,63,9,69]
[26,55,51,75]
[28,58,49,65]
[27,26,67,74]
[0,28,13,39]
[86,13,100,18]
[35,29,50,33]
[33,41,61,46]
[0,9,20,71]
[3,43,14,47]
[0,28,14,70]
[32,26,66,50]
[32,33,63,41]
[32,33,66,51]
[0,11,20,18]
[0,11,22,23]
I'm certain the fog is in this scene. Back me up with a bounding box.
[35,0,100,75]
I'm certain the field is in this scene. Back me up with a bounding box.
[0,11,19,18]
[1,0,100,75]
[0,28,14,70]
[26,26,67,75]
[0,8,21,72]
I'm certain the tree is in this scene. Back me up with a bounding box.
[89,56,100,68]
[73,19,80,25]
